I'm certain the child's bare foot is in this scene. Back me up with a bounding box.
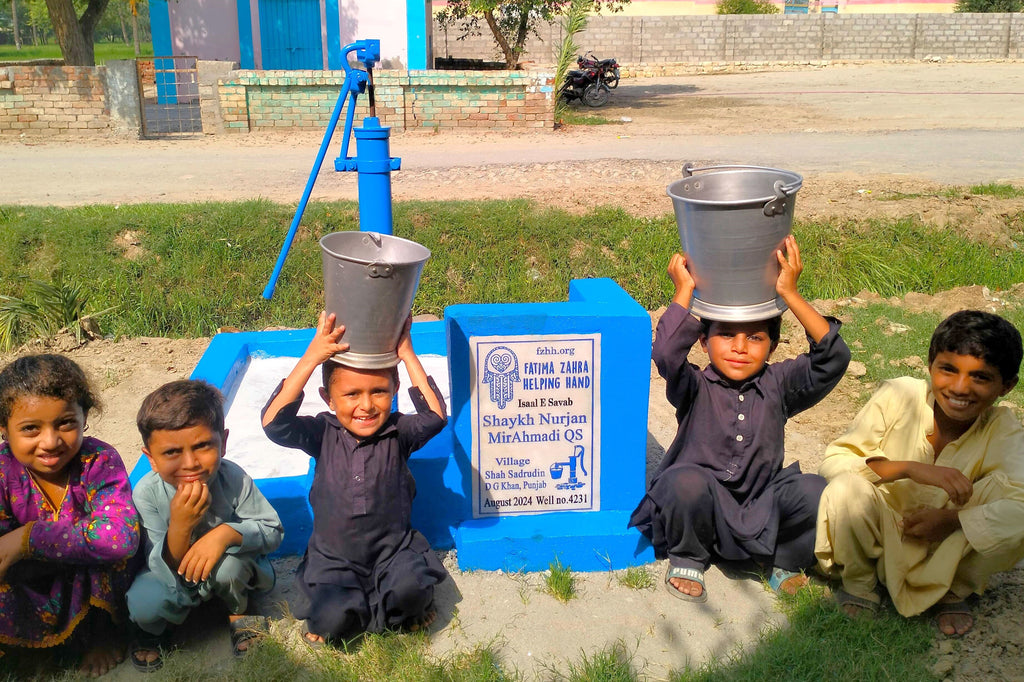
[406,608,437,632]
[934,594,973,636]
[776,573,809,595]
[79,640,124,677]
[836,588,879,619]
[229,615,269,657]
[300,621,327,649]
[669,577,704,598]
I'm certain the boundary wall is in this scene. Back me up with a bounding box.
[435,12,1024,65]
[0,65,110,134]
[218,70,555,133]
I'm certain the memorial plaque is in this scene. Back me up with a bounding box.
[470,333,601,517]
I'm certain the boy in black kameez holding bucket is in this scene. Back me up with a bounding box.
[630,235,850,602]
[261,312,448,646]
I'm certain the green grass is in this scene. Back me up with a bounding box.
[617,565,655,590]
[4,200,1024,347]
[544,557,577,602]
[0,42,154,64]
[968,183,1024,198]
[557,109,618,125]
[671,585,935,681]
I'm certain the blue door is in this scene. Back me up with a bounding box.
[259,0,322,69]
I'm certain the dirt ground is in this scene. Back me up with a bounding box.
[3,61,1024,679]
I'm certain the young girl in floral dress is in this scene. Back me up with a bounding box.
[0,354,140,676]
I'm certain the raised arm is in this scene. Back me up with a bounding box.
[262,311,349,427]
[397,316,444,419]
[775,235,829,343]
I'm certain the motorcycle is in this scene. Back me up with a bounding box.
[577,52,620,89]
[559,64,611,107]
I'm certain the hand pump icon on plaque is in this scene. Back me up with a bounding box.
[549,445,588,490]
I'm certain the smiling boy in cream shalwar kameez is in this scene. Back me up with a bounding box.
[815,310,1024,636]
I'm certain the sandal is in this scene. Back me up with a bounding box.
[229,615,268,658]
[933,598,973,637]
[835,588,880,618]
[129,626,168,673]
[768,567,808,595]
[299,620,327,650]
[664,565,709,603]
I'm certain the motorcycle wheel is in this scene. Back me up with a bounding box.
[606,68,620,89]
[582,83,610,108]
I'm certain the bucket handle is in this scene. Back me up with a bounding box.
[682,163,800,217]
[367,262,393,278]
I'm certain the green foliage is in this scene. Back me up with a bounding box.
[968,182,1024,198]
[617,565,655,590]
[550,641,640,681]
[716,0,780,14]
[0,41,154,62]
[436,0,630,68]
[554,0,593,120]
[0,271,95,350]
[955,0,1022,11]
[544,557,578,602]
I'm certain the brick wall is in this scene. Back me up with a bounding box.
[217,70,555,133]
[434,12,1024,65]
[0,65,109,135]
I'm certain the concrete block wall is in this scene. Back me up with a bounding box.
[217,70,555,132]
[0,65,109,135]
[434,12,1024,65]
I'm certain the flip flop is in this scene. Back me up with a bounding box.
[299,620,327,650]
[128,626,168,673]
[933,599,973,637]
[229,615,268,658]
[768,567,808,595]
[835,588,879,618]
[664,565,709,603]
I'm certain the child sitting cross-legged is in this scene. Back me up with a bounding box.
[127,380,284,672]
[261,312,448,647]
[630,235,851,602]
[816,310,1024,636]
[0,354,140,677]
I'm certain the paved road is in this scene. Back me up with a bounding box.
[1,62,1022,206]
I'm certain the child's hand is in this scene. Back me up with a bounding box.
[902,507,961,544]
[169,480,210,532]
[304,311,350,364]
[0,525,28,581]
[177,525,239,583]
[903,461,973,506]
[775,235,803,299]
[396,314,414,363]
[668,253,696,307]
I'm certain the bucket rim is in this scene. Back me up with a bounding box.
[666,168,803,207]
[319,230,431,265]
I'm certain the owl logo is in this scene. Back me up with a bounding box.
[482,346,520,409]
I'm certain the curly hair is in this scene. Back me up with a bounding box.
[0,354,99,427]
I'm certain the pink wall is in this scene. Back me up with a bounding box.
[169,0,242,62]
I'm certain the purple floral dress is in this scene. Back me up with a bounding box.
[0,436,140,649]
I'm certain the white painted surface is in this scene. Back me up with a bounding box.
[223,354,450,480]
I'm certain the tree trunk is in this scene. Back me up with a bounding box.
[119,13,129,45]
[31,21,39,46]
[131,9,140,56]
[44,0,112,66]
[483,10,517,69]
[11,0,22,50]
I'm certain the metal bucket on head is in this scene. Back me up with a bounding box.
[320,231,431,369]
[666,163,802,322]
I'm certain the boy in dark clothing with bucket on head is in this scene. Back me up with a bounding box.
[261,312,448,646]
[630,235,851,602]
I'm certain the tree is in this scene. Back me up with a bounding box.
[716,0,780,13]
[954,0,1021,10]
[11,0,22,49]
[437,0,629,70]
[44,0,111,66]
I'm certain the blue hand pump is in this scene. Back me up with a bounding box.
[262,39,401,300]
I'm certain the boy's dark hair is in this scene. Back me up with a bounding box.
[700,315,783,345]
[0,354,99,427]
[929,310,1023,383]
[322,360,399,393]
[137,379,225,447]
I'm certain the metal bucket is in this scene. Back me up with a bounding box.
[666,163,802,321]
[320,231,431,369]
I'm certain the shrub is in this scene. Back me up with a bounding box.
[716,0,781,13]
[954,0,1022,10]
